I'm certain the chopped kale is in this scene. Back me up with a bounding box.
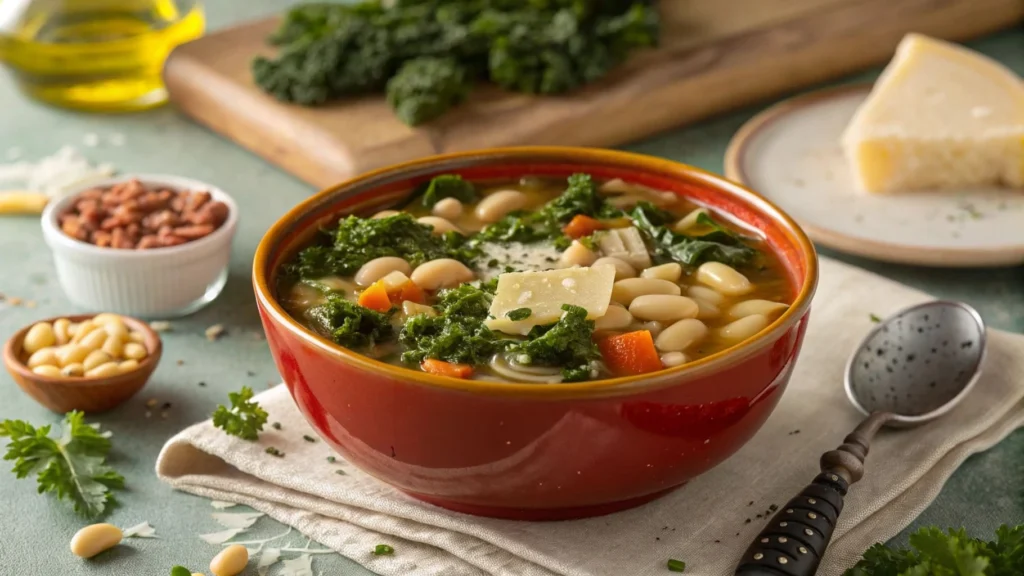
[415,174,477,208]
[306,295,393,348]
[630,203,757,269]
[399,282,508,365]
[387,57,473,126]
[506,304,600,382]
[506,308,531,321]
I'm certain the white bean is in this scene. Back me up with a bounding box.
[475,190,528,223]
[696,262,753,295]
[57,345,90,368]
[23,323,55,354]
[210,544,249,576]
[380,270,411,292]
[655,319,708,352]
[70,523,122,558]
[117,360,139,374]
[371,210,399,219]
[611,278,680,306]
[78,329,108,354]
[402,301,437,317]
[103,318,129,341]
[594,304,633,331]
[32,365,62,378]
[61,363,85,377]
[128,332,144,344]
[432,197,463,220]
[123,342,148,361]
[640,262,682,282]
[687,285,725,305]
[672,207,709,232]
[641,320,664,338]
[629,295,699,323]
[718,314,769,342]
[83,350,112,372]
[417,216,462,235]
[728,299,789,320]
[411,259,475,290]
[27,348,59,368]
[559,241,597,268]
[591,257,636,280]
[53,318,72,345]
[693,298,721,320]
[102,335,124,358]
[70,320,100,344]
[660,351,688,368]
[86,361,120,379]
[91,313,122,326]
[355,257,412,287]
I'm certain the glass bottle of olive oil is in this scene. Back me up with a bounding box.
[0,0,204,111]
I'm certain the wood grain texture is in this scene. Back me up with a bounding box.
[163,0,1024,189]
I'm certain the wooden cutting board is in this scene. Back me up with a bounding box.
[164,0,1024,189]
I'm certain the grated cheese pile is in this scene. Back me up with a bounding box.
[0,145,115,198]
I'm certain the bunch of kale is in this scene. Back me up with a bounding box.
[253,0,659,125]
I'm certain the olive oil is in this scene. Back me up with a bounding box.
[0,0,204,111]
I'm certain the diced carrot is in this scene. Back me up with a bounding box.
[562,214,606,239]
[391,279,426,304]
[421,359,474,379]
[357,280,392,312]
[598,330,663,376]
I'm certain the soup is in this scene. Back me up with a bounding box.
[277,173,793,383]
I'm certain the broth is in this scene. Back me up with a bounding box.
[278,174,793,383]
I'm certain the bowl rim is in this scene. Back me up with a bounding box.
[3,313,163,387]
[40,173,239,258]
[253,146,819,398]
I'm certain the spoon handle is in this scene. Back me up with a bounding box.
[733,412,891,576]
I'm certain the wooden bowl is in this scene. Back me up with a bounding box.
[3,314,162,413]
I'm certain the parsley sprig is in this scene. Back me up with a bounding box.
[0,411,124,519]
[846,525,1024,575]
[212,386,269,441]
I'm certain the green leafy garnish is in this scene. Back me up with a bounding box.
[303,435,317,443]
[630,203,757,269]
[506,308,531,321]
[506,304,601,382]
[415,174,477,209]
[667,558,686,572]
[869,313,882,323]
[0,411,125,519]
[171,567,192,576]
[400,282,509,365]
[265,447,285,458]
[306,295,394,348]
[388,58,473,126]
[373,544,395,556]
[212,387,269,441]
[846,525,1024,576]
[289,213,478,278]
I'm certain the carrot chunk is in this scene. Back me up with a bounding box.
[598,330,663,376]
[357,280,392,312]
[421,359,474,379]
[562,214,606,239]
[393,279,426,304]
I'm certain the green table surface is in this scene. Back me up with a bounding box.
[1,3,1022,574]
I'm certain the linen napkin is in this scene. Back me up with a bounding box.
[157,257,1024,576]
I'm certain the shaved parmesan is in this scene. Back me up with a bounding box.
[596,227,652,269]
[281,554,314,576]
[200,528,247,545]
[210,500,238,509]
[122,522,157,538]
[485,266,616,335]
[0,146,115,199]
[258,548,282,576]
[212,512,264,530]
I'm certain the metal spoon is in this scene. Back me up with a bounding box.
[735,300,987,576]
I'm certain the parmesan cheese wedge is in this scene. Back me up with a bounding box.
[841,33,1024,193]
[485,266,616,335]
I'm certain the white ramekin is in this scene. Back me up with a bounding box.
[41,174,239,318]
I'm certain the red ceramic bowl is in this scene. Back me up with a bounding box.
[254,147,818,520]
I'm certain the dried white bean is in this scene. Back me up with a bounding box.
[83,350,112,372]
[91,313,122,326]
[117,360,139,374]
[672,207,709,232]
[103,318,128,341]
[640,262,682,282]
[417,216,462,235]
[32,365,62,378]
[70,523,122,558]
[432,197,463,220]
[102,335,124,358]
[128,332,144,344]
[629,295,699,323]
[718,314,769,342]
[86,362,120,379]
[123,342,147,361]
[57,345,90,368]
[696,262,753,296]
[53,318,72,345]
[23,322,55,354]
[27,348,58,368]
[611,278,680,306]
[371,210,399,219]
[475,190,528,223]
[687,285,725,305]
[411,259,475,290]
[61,363,85,377]
[355,257,412,287]
[655,319,709,352]
[210,544,249,576]
[594,304,633,331]
[78,329,108,353]
[591,257,636,280]
[402,301,437,317]
[728,299,789,320]
[559,241,597,268]
[693,298,721,320]
[70,320,100,344]
[660,351,688,368]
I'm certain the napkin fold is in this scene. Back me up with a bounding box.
[157,258,1024,576]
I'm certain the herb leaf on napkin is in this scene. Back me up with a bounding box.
[845,525,1024,576]
[212,386,269,441]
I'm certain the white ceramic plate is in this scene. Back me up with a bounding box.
[725,85,1024,267]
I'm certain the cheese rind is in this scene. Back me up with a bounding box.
[485,266,616,335]
[841,33,1024,194]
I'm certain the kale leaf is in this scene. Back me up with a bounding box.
[288,213,478,278]
[630,203,757,269]
[506,308,531,321]
[415,173,477,208]
[399,282,508,365]
[845,525,1024,576]
[506,304,601,382]
[387,57,473,126]
[306,295,394,348]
